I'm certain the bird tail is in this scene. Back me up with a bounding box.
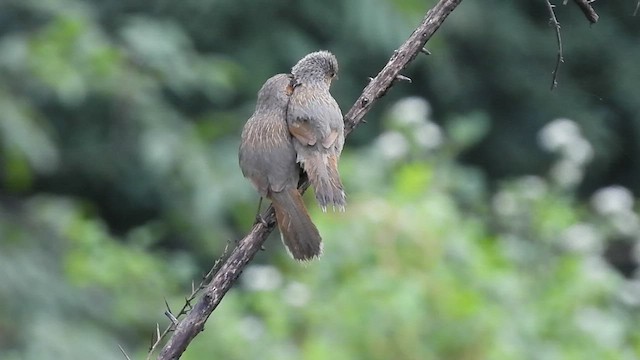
[271,188,322,261]
[302,153,346,211]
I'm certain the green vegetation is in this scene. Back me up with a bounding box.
[1,0,639,359]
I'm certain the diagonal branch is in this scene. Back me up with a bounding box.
[155,0,464,358]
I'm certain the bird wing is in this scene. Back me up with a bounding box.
[288,119,318,146]
[287,86,342,149]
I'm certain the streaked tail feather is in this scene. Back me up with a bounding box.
[271,188,322,261]
[303,153,346,211]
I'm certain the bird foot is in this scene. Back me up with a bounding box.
[255,213,269,227]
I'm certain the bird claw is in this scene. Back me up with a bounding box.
[255,213,269,227]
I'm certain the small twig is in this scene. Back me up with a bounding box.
[634,0,640,16]
[118,344,133,360]
[544,0,564,90]
[420,47,432,55]
[572,0,599,23]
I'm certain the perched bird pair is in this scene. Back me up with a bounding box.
[238,51,345,261]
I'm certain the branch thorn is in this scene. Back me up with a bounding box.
[164,298,172,314]
[165,310,179,326]
[395,74,412,83]
[118,344,133,360]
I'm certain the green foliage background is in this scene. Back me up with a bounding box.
[1,0,639,359]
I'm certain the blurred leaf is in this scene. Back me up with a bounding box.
[445,111,491,152]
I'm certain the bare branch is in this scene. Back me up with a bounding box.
[545,0,564,90]
[634,0,640,16]
[155,0,464,358]
[572,0,599,23]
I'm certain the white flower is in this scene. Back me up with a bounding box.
[282,282,311,307]
[550,159,583,187]
[242,265,282,291]
[389,97,431,127]
[517,176,547,200]
[561,223,602,254]
[617,280,640,307]
[538,118,581,152]
[492,190,519,218]
[413,122,443,150]
[565,138,594,165]
[591,186,635,216]
[538,118,594,166]
[375,131,409,161]
[575,306,624,348]
[239,316,264,341]
[611,211,640,236]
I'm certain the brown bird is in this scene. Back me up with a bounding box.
[288,50,346,211]
[239,73,322,261]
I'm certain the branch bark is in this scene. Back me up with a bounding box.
[572,0,599,23]
[156,0,464,358]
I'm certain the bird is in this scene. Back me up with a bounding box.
[287,50,346,212]
[239,73,323,261]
